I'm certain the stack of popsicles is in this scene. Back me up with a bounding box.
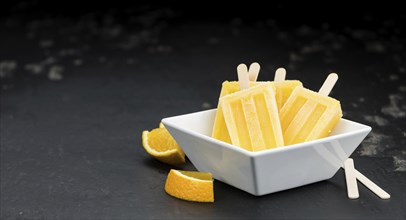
[212,62,342,152]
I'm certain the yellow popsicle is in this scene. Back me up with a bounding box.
[274,80,303,110]
[221,83,284,151]
[280,74,342,145]
[273,68,303,110]
[212,81,258,144]
[212,63,261,144]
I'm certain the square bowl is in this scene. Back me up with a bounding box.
[162,109,371,196]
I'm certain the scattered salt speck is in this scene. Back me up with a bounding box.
[0,60,17,78]
[359,132,388,156]
[208,37,219,45]
[43,57,56,65]
[289,53,303,62]
[48,65,64,81]
[287,63,296,71]
[126,58,135,64]
[352,29,376,40]
[99,56,106,63]
[73,59,83,66]
[39,39,54,48]
[231,18,243,26]
[266,19,276,27]
[148,45,172,54]
[358,97,365,102]
[351,103,358,108]
[389,74,399,81]
[2,84,14,90]
[26,31,35,39]
[296,25,313,36]
[59,49,77,56]
[399,67,405,73]
[277,32,288,40]
[381,94,406,118]
[231,28,240,36]
[393,154,406,172]
[393,54,401,62]
[118,31,153,50]
[102,25,122,38]
[399,86,406,92]
[25,63,44,74]
[363,115,389,126]
[19,211,23,215]
[366,41,386,53]
[301,44,324,54]
[201,102,212,109]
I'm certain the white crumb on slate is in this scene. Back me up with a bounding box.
[208,37,219,45]
[201,102,212,109]
[399,86,406,92]
[48,65,64,81]
[73,59,83,66]
[289,52,303,62]
[365,41,386,53]
[399,67,405,73]
[358,97,365,102]
[126,58,135,64]
[39,39,54,48]
[25,63,44,74]
[296,25,313,36]
[59,49,78,56]
[0,60,17,78]
[147,45,172,54]
[389,74,399,81]
[393,154,406,172]
[43,57,56,65]
[98,56,106,63]
[301,44,324,54]
[363,115,389,126]
[381,94,406,118]
[359,131,388,156]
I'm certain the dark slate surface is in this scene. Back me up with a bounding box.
[1,2,405,220]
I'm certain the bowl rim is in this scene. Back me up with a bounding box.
[162,109,372,158]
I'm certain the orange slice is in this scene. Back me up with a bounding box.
[142,125,185,165]
[165,169,214,202]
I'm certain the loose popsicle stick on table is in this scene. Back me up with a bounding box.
[344,159,359,199]
[353,166,391,199]
[341,159,391,199]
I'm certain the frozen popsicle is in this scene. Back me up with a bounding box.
[280,73,342,145]
[212,63,261,144]
[272,68,303,110]
[220,70,284,151]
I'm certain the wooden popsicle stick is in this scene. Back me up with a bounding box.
[274,68,286,82]
[318,73,338,96]
[344,159,359,199]
[341,158,391,199]
[354,168,391,199]
[248,62,260,82]
[237,64,250,90]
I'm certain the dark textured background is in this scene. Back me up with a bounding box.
[1,1,405,219]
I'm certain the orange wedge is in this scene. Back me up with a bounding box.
[165,169,214,202]
[142,125,185,165]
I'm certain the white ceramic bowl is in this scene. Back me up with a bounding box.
[162,109,371,196]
